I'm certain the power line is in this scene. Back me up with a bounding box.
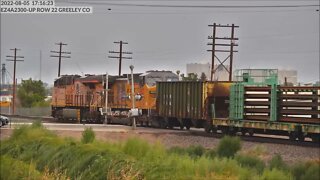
[57,0,320,2]
[40,50,42,81]
[108,41,133,76]
[95,9,317,14]
[50,42,71,77]
[57,0,320,1]
[61,1,319,8]
[6,48,24,115]
[207,23,239,81]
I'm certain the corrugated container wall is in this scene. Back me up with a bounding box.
[156,82,231,120]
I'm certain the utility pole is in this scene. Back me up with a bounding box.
[108,41,132,76]
[6,48,24,115]
[130,65,136,130]
[50,42,71,77]
[105,72,109,125]
[207,23,239,81]
[39,50,42,81]
[1,64,6,86]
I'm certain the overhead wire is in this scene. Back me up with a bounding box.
[56,0,319,2]
[93,9,318,14]
[58,1,319,8]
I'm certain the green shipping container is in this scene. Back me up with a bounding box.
[156,81,231,120]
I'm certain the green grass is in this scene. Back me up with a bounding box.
[0,155,42,180]
[235,154,265,174]
[0,122,318,180]
[291,161,320,180]
[269,154,288,171]
[168,145,206,159]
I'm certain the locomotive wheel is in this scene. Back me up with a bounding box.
[311,135,320,143]
[211,126,217,134]
[228,129,237,136]
[178,119,184,130]
[127,118,132,126]
[248,129,254,137]
[289,132,296,141]
[204,121,213,133]
[167,119,173,129]
[145,121,150,127]
[298,134,305,142]
[221,127,228,135]
[241,129,247,136]
[159,119,167,129]
[289,132,303,141]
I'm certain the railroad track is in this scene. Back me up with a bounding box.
[2,114,319,148]
[185,130,320,148]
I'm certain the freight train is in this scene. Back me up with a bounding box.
[51,69,320,142]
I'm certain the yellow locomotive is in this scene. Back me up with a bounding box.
[51,71,178,125]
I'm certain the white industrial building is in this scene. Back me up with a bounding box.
[278,69,298,86]
[186,63,229,81]
[234,69,298,85]
[186,63,298,85]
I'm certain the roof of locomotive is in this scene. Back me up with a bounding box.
[75,73,143,84]
[54,75,81,86]
[54,73,144,86]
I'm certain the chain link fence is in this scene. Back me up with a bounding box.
[0,107,51,117]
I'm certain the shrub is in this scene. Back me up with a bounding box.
[186,145,205,158]
[31,120,43,128]
[291,161,320,180]
[291,162,307,180]
[168,145,205,158]
[205,149,216,159]
[261,168,291,180]
[81,127,95,144]
[269,154,288,171]
[123,138,150,158]
[33,100,51,107]
[301,163,320,180]
[236,154,265,174]
[217,136,241,158]
[0,155,42,179]
[168,146,187,155]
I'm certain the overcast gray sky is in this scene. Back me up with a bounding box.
[1,0,319,85]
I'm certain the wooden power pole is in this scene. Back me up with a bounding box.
[6,48,24,115]
[207,23,239,81]
[108,41,132,76]
[50,42,71,77]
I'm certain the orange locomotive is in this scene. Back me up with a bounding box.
[51,71,178,124]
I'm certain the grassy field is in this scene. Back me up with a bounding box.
[0,122,319,180]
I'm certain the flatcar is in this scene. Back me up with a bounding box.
[155,69,320,142]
